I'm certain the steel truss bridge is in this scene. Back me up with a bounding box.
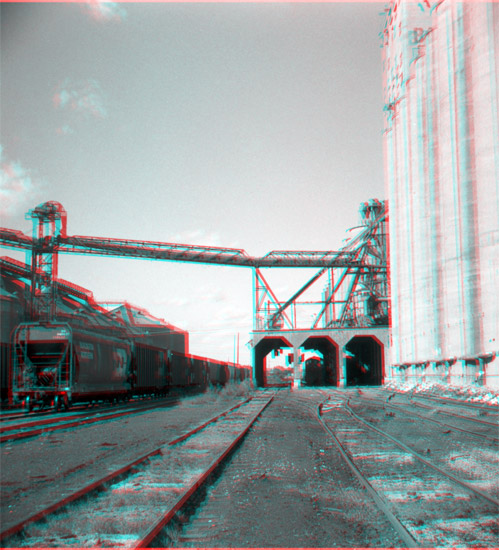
[0,199,388,340]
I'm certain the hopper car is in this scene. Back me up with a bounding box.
[11,322,251,412]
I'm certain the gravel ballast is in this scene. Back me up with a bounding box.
[154,389,406,547]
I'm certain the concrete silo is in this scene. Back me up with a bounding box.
[383,1,499,388]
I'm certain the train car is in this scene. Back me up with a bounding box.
[169,350,191,388]
[0,284,25,405]
[207,359,230,387]
[304,356,324,386]
[12,322,132,411]
[170,353,209,390]
[236,364,252,383]
[190,356,208,388]
[131,342,168,397]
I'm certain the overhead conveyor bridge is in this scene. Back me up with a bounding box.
[0,227,360,268]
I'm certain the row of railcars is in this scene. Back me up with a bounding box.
[11,322,251,412]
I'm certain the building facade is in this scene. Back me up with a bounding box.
[383,1,499,387]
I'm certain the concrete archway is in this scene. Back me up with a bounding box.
[253,336,292,388]
[345,336,383,386]
[301,336,339,386]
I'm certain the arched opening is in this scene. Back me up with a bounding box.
[301,336,338,386]
[253,337,292,388]
[345,336,383,386]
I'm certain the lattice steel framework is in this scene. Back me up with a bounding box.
[0,200,388,326]
[253,199,388,331]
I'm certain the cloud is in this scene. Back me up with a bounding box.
[0,146,46,219]
[160,286,228,309]
[53,78,107,119]
[168,229,243,251]
[82,0,127,22]
[169,229,224,248]
[55,125,74,136]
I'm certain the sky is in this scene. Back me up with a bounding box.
[1,1,387,364]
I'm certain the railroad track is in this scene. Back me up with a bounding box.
[0,397,178,444]
[317,393,498,547]
[1,393,274,548]
[408,396,499,428]
[345,390,499,443]
[0,393,179,423]
[0,405,90,423]
[409,392,499,413]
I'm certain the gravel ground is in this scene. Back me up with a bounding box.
[323,389,499,547]
[1,389,250,535]
[348,389,499,499]
[154,389,406,548]
[383,381,499,406]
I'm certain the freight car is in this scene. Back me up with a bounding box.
[304,356,324,386]
[168,352,247,391]
[11,321,251,412]
[12,322,133,411]
[131,341,169,397]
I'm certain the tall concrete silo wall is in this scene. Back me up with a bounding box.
[383,1,499,388]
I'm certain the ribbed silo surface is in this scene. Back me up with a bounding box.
[383,1,499,387]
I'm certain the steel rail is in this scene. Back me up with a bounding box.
[408,398,499,428]
[348,394,499,443]
[410,393,499,413]
[344,400,499,508]
[0,397,253,543]
[319,391,498,547]
[315,396,419,548]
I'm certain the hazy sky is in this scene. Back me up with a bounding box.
[1,1,387,364]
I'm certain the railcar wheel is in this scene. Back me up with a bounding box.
[24,396,33,413]
[54,395,61,412]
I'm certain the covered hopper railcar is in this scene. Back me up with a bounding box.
[12,323,133,411]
